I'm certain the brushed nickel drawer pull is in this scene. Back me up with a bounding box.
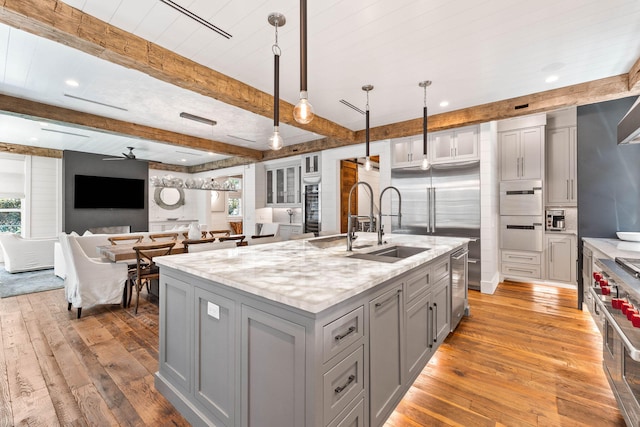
[334,326,356,341]
[334,374,355,394]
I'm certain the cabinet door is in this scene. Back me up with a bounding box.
[431,132,454,163]
[304,154,319,175]
[520,127,543,180]
[569,127,577,203]
[546,128,571,204]
[266,170,273,204]
[500,131,521,180]
[547,235,573,283]
[405,291,432,381]
[241,305,306,427]
[276,168,285,204]
[194,288,236,426]
[285,166,296,204]
[410,138,425,166]
[454,128,478,160]
[431,281,450,346]
[392,139,412,168]
[369,286,404,427]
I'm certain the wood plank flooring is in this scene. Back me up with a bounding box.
[0,281,625,427]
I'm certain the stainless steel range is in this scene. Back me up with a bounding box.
[592,257,640,426]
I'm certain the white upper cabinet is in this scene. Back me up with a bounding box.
[499,126,544,180]
[266,164,301,206]
[546,127,577,206]
[302,153,320,176]
[392,137,425,168]
[430,126,478,164]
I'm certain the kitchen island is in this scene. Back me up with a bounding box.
[154,233,468,427]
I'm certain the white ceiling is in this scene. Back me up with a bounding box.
[0,0,639,166]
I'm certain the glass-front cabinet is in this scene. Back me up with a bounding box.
[266,164,302,206]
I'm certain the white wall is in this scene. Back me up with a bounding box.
[480,122,500,294]
[26,156,61,238]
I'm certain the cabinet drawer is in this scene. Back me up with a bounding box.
[323,346,364,425]
[432,256,450,283]
[323,306,364,363]
[404,267,431,303]
[502,263,541,279]
[501,250,541,265]
[327,394,364,427]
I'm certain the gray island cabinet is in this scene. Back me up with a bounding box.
[154,234,467,427]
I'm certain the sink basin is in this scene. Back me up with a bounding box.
[349,245,430,263]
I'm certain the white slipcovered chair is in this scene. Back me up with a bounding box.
[187,240,237,253]
[0,233,57,273]
[258,223,280,237]
[246,235,283,246]
[60,233,128,318]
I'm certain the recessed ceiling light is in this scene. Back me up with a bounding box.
[65,79,79,87]
[180,158,187,162]
[545,75,559,83]
[439,101,449,107]
[208,152,215,156]
[29,137,38,141]
[39,122,48,127]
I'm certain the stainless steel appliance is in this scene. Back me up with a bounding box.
[302,176,320,235]
[499,215,544,251]
[546,209,566,231]
[499,180,543,215]
[390,160,480,290]
[591,257,640,426]
[450,246,469,331]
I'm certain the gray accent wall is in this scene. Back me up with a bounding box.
[577,96,640,308]
[63,150,149,233]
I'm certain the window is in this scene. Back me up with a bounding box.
[227,177,242,217]
[0,198,22,233]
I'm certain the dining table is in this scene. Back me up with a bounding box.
[96,240,186,262]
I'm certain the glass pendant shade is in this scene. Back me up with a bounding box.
[420,155,430,170]
[269,127,284,150]
[364,156,372,171]
[293,92,314,124]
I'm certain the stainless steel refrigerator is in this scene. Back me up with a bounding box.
[390,160,481,290]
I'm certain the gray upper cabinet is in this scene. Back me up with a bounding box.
[266,164,302,206]
[430,126,479,164]
[392,137,425,168]
[500,126,544,180]
[546,127,577,206]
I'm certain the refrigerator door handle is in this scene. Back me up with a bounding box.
[432,187,436,233]
[426,187,432,233]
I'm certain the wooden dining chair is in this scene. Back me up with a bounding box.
[107,235,144,245]
[149,232,179,242]
[219,235,245,245]
[208,229,231,238]
[182,237,216,251]
[184,238,237,253]
[129,242,176,314]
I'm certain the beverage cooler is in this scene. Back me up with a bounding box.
[302,177,320,235]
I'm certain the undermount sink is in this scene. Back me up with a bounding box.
[307,234,348,248]
[349,245,430,263]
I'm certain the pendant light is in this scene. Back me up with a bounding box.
[293,0,314,124]
[268,13,286,150]
[362,85,374,171]
[419,80,432,170]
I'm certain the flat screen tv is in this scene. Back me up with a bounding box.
[74,174,145,209]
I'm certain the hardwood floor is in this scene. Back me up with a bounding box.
[0,281,625,426]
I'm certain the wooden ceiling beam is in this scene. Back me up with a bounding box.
[0,94,263,160]
[629,56,640,91]
[356,74,640,142]
[0,0,356,144]
[0,141,62,158]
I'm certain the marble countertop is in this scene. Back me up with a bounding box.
[155,233,468,314]
[583,237,640,259]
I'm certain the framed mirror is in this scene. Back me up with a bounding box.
[154,187,185,210]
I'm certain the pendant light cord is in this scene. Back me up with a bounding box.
[273,23,281,126]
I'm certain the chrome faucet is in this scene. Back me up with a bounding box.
[346,181,374,251]
[378,186,402,245]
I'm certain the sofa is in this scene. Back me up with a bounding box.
[0,233,57,273]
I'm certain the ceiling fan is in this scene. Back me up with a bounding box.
[103,146,139,161]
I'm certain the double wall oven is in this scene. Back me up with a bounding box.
[499,180,543,252]
[591,257,640,426]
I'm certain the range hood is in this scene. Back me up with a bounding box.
[618,96,640,144]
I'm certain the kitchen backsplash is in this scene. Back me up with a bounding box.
[273,207,302,224]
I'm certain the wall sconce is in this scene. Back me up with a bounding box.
[293,0,314,124]
[362,85,374,171]
[419,80,432,170]
[268,13,286,150]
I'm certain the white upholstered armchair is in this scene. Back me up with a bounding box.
[60,233,128,318]
[0,233,57,273]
